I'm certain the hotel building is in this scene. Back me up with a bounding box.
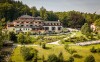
[7,15,63,33]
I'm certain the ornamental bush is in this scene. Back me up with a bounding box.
[90,46,96,53]
[84,55,95,62]
[47,54,58,62]
[20,46,38,61]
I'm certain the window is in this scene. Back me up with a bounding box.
[51,23,52,25]
[39,22,41,24]
[57,23,59,25]
[17,25,19,26]
[26,22,29,23]
[32,28,35,30]
[58,27,61,30]
[30,22,33,24]
[30,25,33,27]
[44,23,46,25]
[52,27,55,30]
[47,23,49,25]
[17,22,19,23]
[21,22,24,23]
[26,25,28,26]
[54,23,55,25]
[58,23,60,25]
[21,25,24,26]
[45,27,49,30]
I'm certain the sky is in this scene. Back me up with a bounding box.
[15,0,100,14]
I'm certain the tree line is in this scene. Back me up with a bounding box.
[0,0,100,28]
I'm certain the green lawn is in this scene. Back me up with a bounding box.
[10,44,100,62]
[10,47,24,62]
[10,31,100,62]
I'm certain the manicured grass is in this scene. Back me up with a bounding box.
[11,44,100,62]
[10,47,24,62]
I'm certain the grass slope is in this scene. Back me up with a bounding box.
[11,44,100,62]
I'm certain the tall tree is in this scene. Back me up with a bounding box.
[30,6,38,17]
[17,33,25,44]
[94,18,100,31]
[40,7,47,20]
[25,33,32,44]
[81,23,92,36]
[47,11,58,21]
[67,11,86,28]
[94,18,100,27]
[8,31,17,42]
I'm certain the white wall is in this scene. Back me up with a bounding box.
[15,28,32,33]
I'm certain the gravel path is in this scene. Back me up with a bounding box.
[75,40,100,46]
[47,40,60,45]
[47,33,76,45]
[13,44,39,47]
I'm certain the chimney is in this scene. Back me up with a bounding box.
[58,20,60,22]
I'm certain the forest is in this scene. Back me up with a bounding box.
[0,0,100,28]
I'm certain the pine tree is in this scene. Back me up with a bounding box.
[81,23,92,36]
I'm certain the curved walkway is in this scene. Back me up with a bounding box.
[13,44,39,47]
[47,33,76,45]
[13,40,100,47]
[47,40,60,45]
[75,40,100,46]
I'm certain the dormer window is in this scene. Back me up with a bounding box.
[51,23,52,25]
[47,23,49,25]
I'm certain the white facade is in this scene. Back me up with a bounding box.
[7,15,63,33]
[15,28,32,33]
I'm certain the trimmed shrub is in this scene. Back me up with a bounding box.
[67,56,74,62]
[58,52,63,62]
[73,53,82,58]
[47,54,58,62]
[96,48,100,53]
[20,46,38,61]
[42,42,46,49]
[84,55,95,62]
[90,46,96,53]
